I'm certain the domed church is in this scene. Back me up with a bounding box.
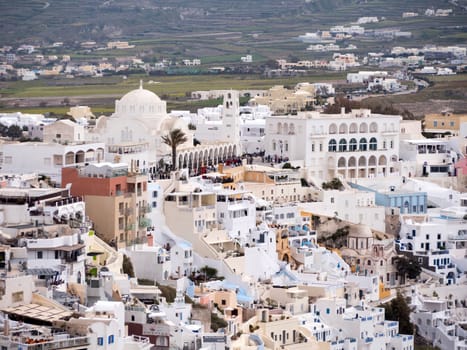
[87,82,239,175]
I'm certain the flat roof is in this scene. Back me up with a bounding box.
[3,303,73,323]
[404,139,449,145]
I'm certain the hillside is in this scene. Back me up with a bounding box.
[1,0,465,48]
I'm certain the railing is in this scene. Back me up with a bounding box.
[0,336,90,349]
[128,335,150,344]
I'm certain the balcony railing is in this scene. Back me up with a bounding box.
[0,336,90,350]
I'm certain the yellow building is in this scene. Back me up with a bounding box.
[221,164,318,203]
[424,111,467,134]
[250,85,315,115]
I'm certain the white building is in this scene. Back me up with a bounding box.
[216,189,256,244]
[265,109,401,182]
[240,118,266,154]
[0,142,105,184]
[399,211,464,285]
[347,71,388,84]
[399,139,456,177]
[412,297,467,350]
[43,119,86,144]
[124,244,171,281]
[193,91,241,149]
[241,55,252,63]
[300,190,386,232]
[87,82,191,173]
[312,297,414,350]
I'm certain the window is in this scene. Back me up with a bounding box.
[12,291,23,303]
[221,299,226,305]
[37,251,43,259]
[330,197,334,203]
[433,121,438,127]
[359,138,367,151]
[312,144,315,152]
[369,137,377,151]
[152,201,157,208]
[152,191,158,198]
[349,138,357,151]
[53,155,63,166]
[328,139,337,152]
[108,335,114,344]
[450,121,454,127]
[326,308,330,314]
[97,337,104,346]
[338,139,347,152]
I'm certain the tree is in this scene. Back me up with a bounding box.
[0,123,8,137]
[395,255,421,284]
[381,291,413,335]
[322,178,344,190]
[7,125,23,139]
[122,254,135,278]
[161,128,187,171]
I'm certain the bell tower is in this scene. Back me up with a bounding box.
[222,91,241,152]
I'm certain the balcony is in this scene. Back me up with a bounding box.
[1,335,90,349]
[139,217,151,228]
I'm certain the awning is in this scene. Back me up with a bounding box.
[27,243,85,252]
[3,303,73,323]
[87,251,104,256]
[27,268,59,276]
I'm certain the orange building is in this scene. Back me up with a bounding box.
[62,163,149,247]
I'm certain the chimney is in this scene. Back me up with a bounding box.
[147,233,153,247]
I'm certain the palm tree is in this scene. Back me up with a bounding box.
[161,128,187,171]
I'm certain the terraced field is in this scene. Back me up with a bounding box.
[1,0,466,63]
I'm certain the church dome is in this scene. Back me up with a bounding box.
[115,83,167,118]
[348,224,373,238]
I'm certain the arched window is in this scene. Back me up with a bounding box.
[370,122,378,133]
[289,123,295,134]
[359,123,368,133]
[359,138,367,151]
[329,123,338,134]
[369,137,377,151]
[349,138,357,151]
[277,123,282,134]
[339,139,347,152]
[272,140,276,151]
[349,123,358,134]
[328,139,337,152]
[358,156,366,166]
[339,124,348,134]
